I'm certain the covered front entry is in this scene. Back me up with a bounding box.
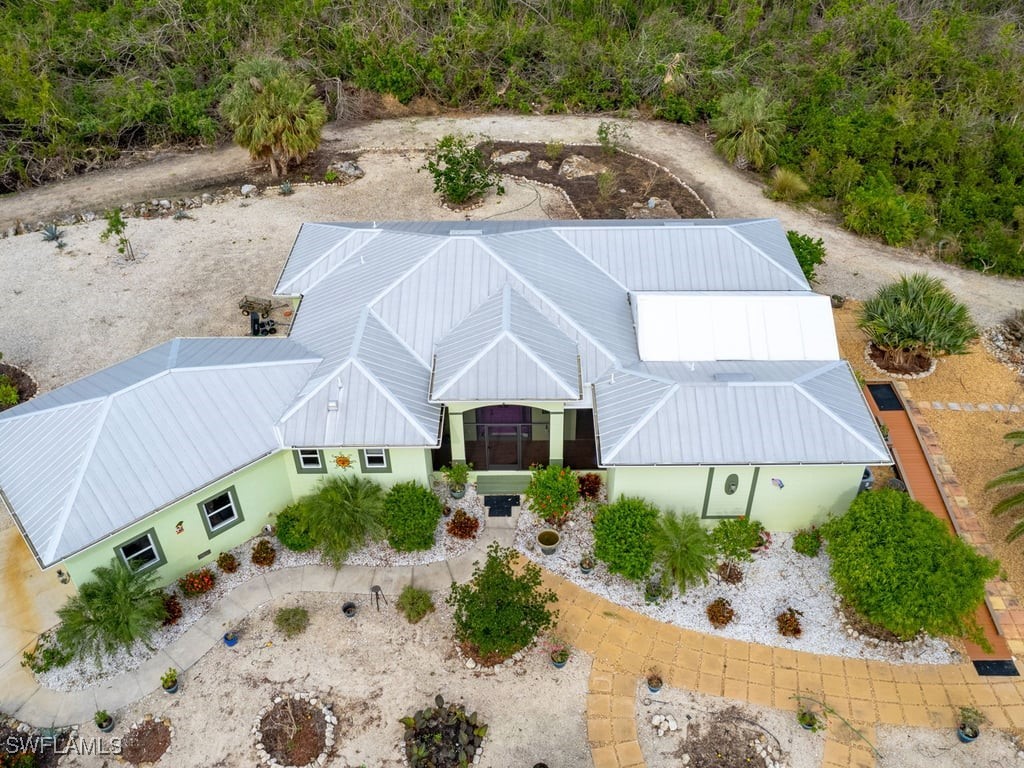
[464,406,550,470]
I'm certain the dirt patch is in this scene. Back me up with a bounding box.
[876,724,1023,767]
[120,717,172,765]
[867,343,934,376]
[260,698,326,766]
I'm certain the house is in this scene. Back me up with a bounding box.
[0,220,890,586]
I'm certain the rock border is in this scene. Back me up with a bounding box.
[863,342,938,380]
[118,714,174,765]
[253,692,335,768]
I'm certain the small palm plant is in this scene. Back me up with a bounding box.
[650,510,715,594]
[711,88,786,172]
[56,559,167,663]
[986,431,1024,540]
[296,475,385,567]
[858,273,977,371]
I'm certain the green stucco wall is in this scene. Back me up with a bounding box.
[607,464,865,530]
[285,447,432,498]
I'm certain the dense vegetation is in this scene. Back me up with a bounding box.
[2,1,1023,273]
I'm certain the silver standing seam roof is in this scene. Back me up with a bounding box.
[0,219,888,568]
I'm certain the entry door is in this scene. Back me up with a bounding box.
[702,467,759,519]
[486,424,521,470]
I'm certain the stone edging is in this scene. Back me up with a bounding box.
[863,343,937,380]
[253,692,335,768]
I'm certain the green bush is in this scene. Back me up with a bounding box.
[822,488,998,643]
[711,518,767,562]
[593,497,659,580]
[274,606,310,638]
[20,630,72,673]
[295,475,385,568]
[986,430,1024,540]
[447,542,556,659]
[420,133,504,205]
[524,464,580,528]
[0,375,19,409]
[843,175,931,247]
[651,511,714,594]
[786,230,827,284]
[768,168,809,201]
[275,503,315,552]
[792,527,823,557]
[712,88,785,171]
[397,585,435,624]
[383,481,443,551]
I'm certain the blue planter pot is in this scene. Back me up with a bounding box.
[162,681,178,694]
[550,655,568,669]
[957,726,979,743]
[223,633,238,647]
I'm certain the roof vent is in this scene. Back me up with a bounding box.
[327,400,339,411]
[449,228,482,236]
[713,372,754,382]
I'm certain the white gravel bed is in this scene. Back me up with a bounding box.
[37,490,487,691]
[514,501,958,666]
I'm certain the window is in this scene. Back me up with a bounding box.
[359,448,391,473]
[198,486,244,537]
[117,529,165,572]
[293,449,326,474]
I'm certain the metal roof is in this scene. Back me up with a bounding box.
[0,338,320,566]
[593,361,890,466]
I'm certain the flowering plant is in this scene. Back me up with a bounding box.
[541,635,571,664]
[177,567,216,597]
[524,464,579,528]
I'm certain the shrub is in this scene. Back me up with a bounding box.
[447,542,556,660]
[596,121,630,156]
[858,273,978,370]
[216,552,239,573]
[401,694,487,768]
[41,223,64,242]
[440,461,471,491]
[161,594,183,626]
[822,488,999,643]
[397,585,435,624]
[275,503,315,552]
[0,375,19,409]
[711,518,767,562]
[776,607,803,637]
[274,606,309,638]
[792,527,823,557]
[383,481,443,551]
[987,430,1024,540]
[651,510,714,594]
[578,472,602,500]
[769,168,809,201]
[843,175,930,246]
[251,538,277,567]
[55,559,166,662]
[420,133,504,205]
[446,508,480,539]
[786,230,826,284]
[593,497,659,580]
[524,464,580,528]
[20,630,72,673]
[712,88,785,171]
[295,475,385,567]
[177,567,216,597]
[706,598,735,628]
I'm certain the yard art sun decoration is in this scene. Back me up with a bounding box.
[333,453,353,469]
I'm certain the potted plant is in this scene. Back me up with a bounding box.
[646,670,663,693]
[547,637,571,668]
[161,668,179,694]
[441,462,471,499]
[94,710,114,733]
[537,529,560,556]
[223,630,239,647]
[957,705,985,743]
[797,704,823,732]
[579,553,595,574]
[342,601,357,618]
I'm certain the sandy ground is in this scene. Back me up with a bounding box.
[62,592,593,768]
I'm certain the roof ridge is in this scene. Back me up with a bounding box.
[502,331,580,399]
[601,375,678,463]
[275,225,363,294]
[728,223,807,290]
[276,360,351,425]
[351,359,437,444]
[431,332,504,400]
[794,368,889,460]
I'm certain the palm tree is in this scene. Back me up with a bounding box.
[711,88,786,172]
[296,475,385,568]
[987,431,1024,540]
[858,273,977,370]
[219,57,328,177]
[651,510,715,594]
[56,559,166,663]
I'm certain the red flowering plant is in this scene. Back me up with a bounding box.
[177,567,216,598]
[524,464,580,529]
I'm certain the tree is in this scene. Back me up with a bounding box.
[986,431,1024,540]
[420,133,504,205]
[593,496,659,580]
[651,510,714,594]
[858,273,977,370]
[294,475,385,568]
[219,58,327,177]
[786,230,826,283]
[55,559,166,663]
[100,209,134,260]
[711,88,786,172]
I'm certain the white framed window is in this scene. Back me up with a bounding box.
[359,448,391,473]
[293,449,326,473]
[199,486,244,537]
[117,529,165,572]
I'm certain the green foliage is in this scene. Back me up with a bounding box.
[440,462,471,489]
[986,431,1024,540]
[524,464,580,528]
[41,223,63,242]
[275,503,315,552]
[0,374,18,409]
[279,181,294,196]
[822,488,999,643]
[421,133,504,205]
[447,542,556,659]
[20,630,72,673]
[650,510,714,594]
[843,175,931,246]
[55,559,166,663]
[397,585,435,624]
[596,121,630,156]
[711,518,767,562]
[295,475,385,567]
[858,273,978,369]
[593,496,659,580]
[786,230,827,284]
[219,57,327,177]
[99,209,134,260]
[792,527,823,557]
[401,694,487,768]
[160,668,177,689]
[768,168,809,201]
[383,481,443,551]
[712,88,786,172]
[274,606,310,638]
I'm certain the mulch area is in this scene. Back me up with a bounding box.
[0,721,67,768]
[120,718,172,765]
[673,706,784,768]
[260,698,326,766]
[0,362,38,410]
